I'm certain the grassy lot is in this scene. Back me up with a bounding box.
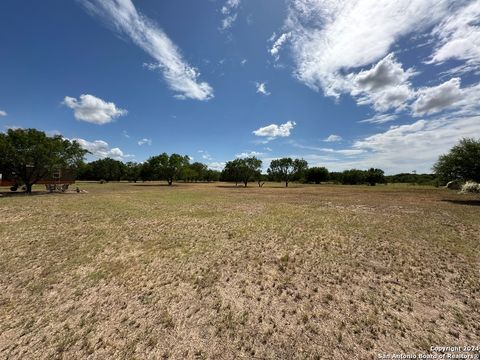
[0,182,479,359]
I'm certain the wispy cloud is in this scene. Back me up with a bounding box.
[137,138,152,146]
[0,110,7,117]
[63,94,127,125]
[198,150,213,161]
[220,0,241,30]
[323,134,342,142]
[80,0,213,101]
[255,82,271,96]
[359,113,398,124]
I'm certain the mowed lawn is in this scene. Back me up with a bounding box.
[0,182,479,359]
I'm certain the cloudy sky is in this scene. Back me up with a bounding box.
[1,0,479,173]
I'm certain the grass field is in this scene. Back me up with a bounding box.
[1,182,479,359]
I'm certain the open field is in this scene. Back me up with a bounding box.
[1,182,479,359]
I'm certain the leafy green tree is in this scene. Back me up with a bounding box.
[238,157,262,187]
[268,158,308,187]
[341,169,366,185]
[147,153,190,185]
[0,128,87,193]
[222,159,242,186]
[305,167,329,184]
[365,168,385,186]
[88,158,125,181]
[221,157,262,187]
[124,162,142,182]
[433,138,480,183]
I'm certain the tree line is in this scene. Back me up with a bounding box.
[1,128,479,192]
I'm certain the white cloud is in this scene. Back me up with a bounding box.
[0,110,7,117]
[235,151,264,158]
[348,53,416,112]
[240,58,247,66]
[220,0,241,30]
[122,130,130,138]
[255,82,271,96]
[207,162,225,171]
[72,138,130,160]
[348,115,480,173]
[269,32,291,60]
[359,113,398,124]
[137,138,152,146]
[253,120,296,138]
[81,0,213,101]
[63,94,127,125]
[324,134,342,142]
[412,78,463,116]
[429,1,480,68]
[283,0,450,97]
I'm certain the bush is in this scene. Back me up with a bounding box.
[460,181,480,194]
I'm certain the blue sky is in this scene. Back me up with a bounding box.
[1,0,479,174]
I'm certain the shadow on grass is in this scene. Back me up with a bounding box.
[442,199,480,206]
[132,183,179,187]
[0,191,77,197]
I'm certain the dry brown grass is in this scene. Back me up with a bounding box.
[0,182,479,359]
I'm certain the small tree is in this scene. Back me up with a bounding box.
[433,138,480,183]
[306,167,329,184]
[365,168,385,186]
[0,128,87,193]
[268,158,308,187]
[222,159,242,186]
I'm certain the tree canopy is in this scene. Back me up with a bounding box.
[0,128,87,192]
[221,157,262,187]
[433,138,480,183]
[267,158,308,187]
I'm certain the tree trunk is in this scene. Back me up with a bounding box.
[244,180,248,187]
[168,179,173,185]
[285,181,289,187]
[25,183,33,193]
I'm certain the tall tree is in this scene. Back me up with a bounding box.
[268,158,308,187]
[0,128,87,193]
[433,138,480,183]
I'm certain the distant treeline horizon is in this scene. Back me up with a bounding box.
[76,155,439,186]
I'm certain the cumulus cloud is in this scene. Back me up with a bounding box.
[137,138,152,146]
[63,94,127,125]
[412,78,463,116]
[207,162,225,171]
[348,53,416,112]
[282,0,450,97]
[72,138,130,160]
[220,0,241,30]
[255,82,271,96]
[253,121,295,138]
[323,134,342,142]
[80,0,213,101]
[0,110,7,117]
[429,1,480,69]
[235,151,264,158]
